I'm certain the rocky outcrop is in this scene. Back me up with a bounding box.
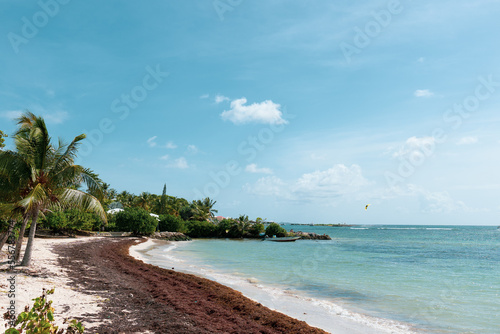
[289,230,331,240]
[152,231,191,241]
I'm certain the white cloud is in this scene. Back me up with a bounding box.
[200,94,209,99]
[245,164,369,201]
[1,110,23,120]
[392,136,436,160]
[159,154,169,160]
[292,164,369,198]
[147,136,157,147]
[165,141,177,149]
[1,110,68,124]
[383,184,471,213]
[169,157,188,169]
[414,89,434,98]
[456,136,478,145]
[215,94,229,104]
[245,163,273,174]
[43,111,68,124]
[417,57,425,63]
[187,144,198,154]
[417,188,467,214]
[243,176,290,198]
[221,97,288,125]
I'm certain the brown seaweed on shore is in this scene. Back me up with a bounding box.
[54,238,327,334]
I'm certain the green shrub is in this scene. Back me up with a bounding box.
[215,219,234,237]
[5,288,84,334]
[179,205,194,221]
[115,207,158,235]
[64,208,103,231]
[105,212,117,231]
[41,211,69,232]
[1,217,10,233]
[247,223,265,237]
[265,223,287,237]
[185,220,215,238]
[158,214,185,232]
[41,209,103,233]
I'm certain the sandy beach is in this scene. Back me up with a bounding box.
[1,237,328,333]
[0,238,106,331]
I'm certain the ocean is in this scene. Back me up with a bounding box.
[136,225,500,333]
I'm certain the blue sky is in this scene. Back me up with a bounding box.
[1,0,500,225]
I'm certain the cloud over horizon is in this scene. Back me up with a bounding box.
[245,163,273,174]
[245,164,369,201]
[221,98,288,125]
[414,89,434,98]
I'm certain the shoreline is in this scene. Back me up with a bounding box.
[3,237,329,333]
[130,238,420,334]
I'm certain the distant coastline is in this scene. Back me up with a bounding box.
[289,223,354,227]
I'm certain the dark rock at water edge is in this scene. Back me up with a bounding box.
[289,230,331,240]
[152,231,192,241]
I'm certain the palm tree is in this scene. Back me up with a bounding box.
[134,192,152,211]
[192,197,218,221]
[0,112,106,266]
[236,215,250,236]
[0,129,7,149]
[117,190,135,208]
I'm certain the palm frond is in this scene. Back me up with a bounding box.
[59,189,107,222]
[0,150,32,196]
[50,134,86,176]
[17,183,48,214]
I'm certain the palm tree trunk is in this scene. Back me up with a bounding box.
[0,219,16,251]
[20,211,39,267]
[14,215,30,261]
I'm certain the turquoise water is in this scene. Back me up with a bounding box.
[149,225,500,333]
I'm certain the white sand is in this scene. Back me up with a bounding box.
[0,238,108,331]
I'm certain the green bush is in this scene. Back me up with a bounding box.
[265,223,287,237]
[185,220,215,238]
[179,205,194,221]
[65,208,103,231]
[105,212,117,231]
[41,209,103,232]
[6,288,84,334]
[1,217,10,233]
[41,211,69,232]
[115,207,158,235]
[247,223,265,237]
[215,219,234,237]
[158,214,185,232]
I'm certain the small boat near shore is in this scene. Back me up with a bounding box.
[262,236,301,242]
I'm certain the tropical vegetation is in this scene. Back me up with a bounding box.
[0,113,286,268]
[0,112,105,266]
[0,129,7,149]
[5,288,84,334]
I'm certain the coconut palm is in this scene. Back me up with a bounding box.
[192,197,218,221]
[0,130,7,149]
[0,112,106,266]
[134,192,152,211]
[116,190,135,208]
